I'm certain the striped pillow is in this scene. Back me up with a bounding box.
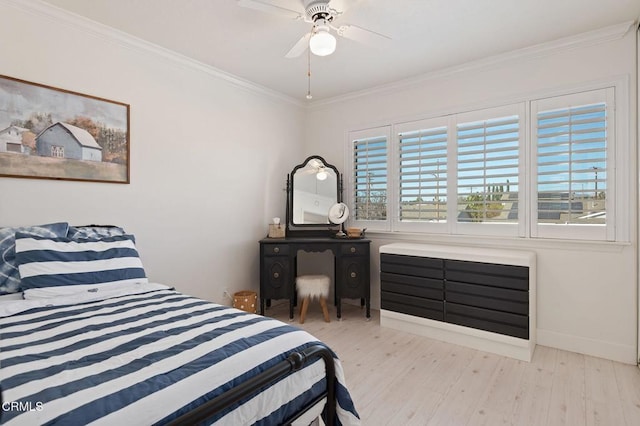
[14,233,148,290]
[0,222,69,295]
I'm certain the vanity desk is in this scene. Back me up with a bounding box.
[259,236,371,320]
[259,155,371,321]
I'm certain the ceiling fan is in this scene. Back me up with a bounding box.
[237,0,391,58]
[298,158,330,179]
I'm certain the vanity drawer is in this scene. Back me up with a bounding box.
[264,245,289,256]
[340,243,368,256]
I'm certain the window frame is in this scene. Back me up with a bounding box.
[452,104,527,238]
[394,116,450,234]
[530,87,616,241]
[346,126,392,232]
[344,78,628,243]
[51,145,64,158]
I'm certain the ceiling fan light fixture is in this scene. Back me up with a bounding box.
[316,168,328,180]
[309,26,336,56]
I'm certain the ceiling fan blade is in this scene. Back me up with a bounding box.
[285,33,311,58]
[237,0,303,19]
[337,24,391,46]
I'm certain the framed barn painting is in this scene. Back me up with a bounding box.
[0,75,130,184]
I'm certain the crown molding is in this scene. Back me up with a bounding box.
[1,0,303,107]
[308,20,637,109]
[3,1,635,110]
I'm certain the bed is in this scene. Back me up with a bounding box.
[0,223,360,425]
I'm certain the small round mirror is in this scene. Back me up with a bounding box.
[328,202,349,224]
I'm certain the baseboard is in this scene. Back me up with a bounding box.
[380,309,535,362]
[537,328,637,364]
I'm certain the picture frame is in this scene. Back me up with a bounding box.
[0,75,130,184]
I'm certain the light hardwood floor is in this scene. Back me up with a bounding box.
[265,301,640,425]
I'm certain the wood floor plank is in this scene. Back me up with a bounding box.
[427,351,503,425]
[264,304,640,425]
[530,344,559,372]
[363,364,442,425]
[585,355,626,426]
[395,389,445,426]
[509,346,556,425]
[613,361,640,425]
[547,349,587,425]
[468,356,527,424]
[348,331,428,412]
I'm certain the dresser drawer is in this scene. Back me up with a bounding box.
[446,302,529,339]
[381,292,444,321]
[381,254,444,279]
[340,243,368,256]
[263,244,289,256]
[446,281,528,315]
[381,272,443,301]
[445,259,528,291]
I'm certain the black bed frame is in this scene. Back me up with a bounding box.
[167,344,337,426]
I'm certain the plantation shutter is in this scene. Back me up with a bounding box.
[535,94,608,228]
[398,126,448,222]
[353,134,388,221]
[456,115,520,223]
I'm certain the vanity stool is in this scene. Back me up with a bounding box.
[296,275,330,324]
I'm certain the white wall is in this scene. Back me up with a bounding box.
[304,24,639,364]
[0,1,303,303]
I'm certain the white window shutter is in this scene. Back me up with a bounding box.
[347,126,391,230]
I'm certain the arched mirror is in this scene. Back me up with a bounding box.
[286,155,342,235]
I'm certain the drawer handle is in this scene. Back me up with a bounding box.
[273,272,280,279]
[350,247,356,253]
[274,247,280,253]
[350,272,357,278]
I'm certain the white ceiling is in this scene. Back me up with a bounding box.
[40,0,640,102]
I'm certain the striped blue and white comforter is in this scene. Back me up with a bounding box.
[0,284,360,425]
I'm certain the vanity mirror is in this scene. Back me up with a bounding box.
[286,155,342,236]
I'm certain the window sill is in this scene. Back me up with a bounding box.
[365,230,630,253]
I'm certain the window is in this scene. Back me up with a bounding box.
[456,113,520,226]
[531,88,614,240]
[346,83,624,242]
[393,117,449,233]
[392,105,524,236]
[349,127,390,229]
[398,123,448,223]
[51,145,64,158]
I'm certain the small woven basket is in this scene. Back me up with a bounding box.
[232,290,257,314]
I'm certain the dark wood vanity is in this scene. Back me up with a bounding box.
[259,237,370,319]
[259,155,371,320]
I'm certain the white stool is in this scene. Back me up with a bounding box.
[296,275,330,324]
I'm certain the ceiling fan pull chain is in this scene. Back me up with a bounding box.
[306,47,313,99]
